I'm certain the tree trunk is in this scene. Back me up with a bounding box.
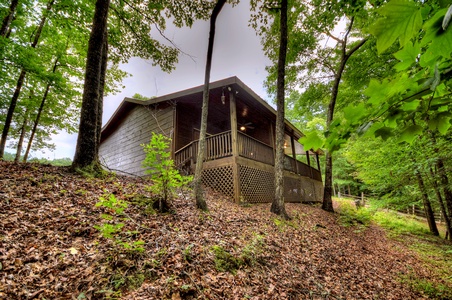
[72,0,110,170]
[437,158,452,224]
[96,28,108,160]
[430,167,452,240]
[270,0,290,219]
[322,19,366,212]
[0,0,19,37]
[323,151,335,211]
[0,0,55,159]
[322,48,347,212]
[415,170,439,236]
[192,0,227,211]
[0,70,26,159]
[23,57,59,162]
[15,114,29,163]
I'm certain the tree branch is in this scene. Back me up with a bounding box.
[324,31,342,44]
[345,37,368,59]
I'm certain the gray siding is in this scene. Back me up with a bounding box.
[99,105,174,176]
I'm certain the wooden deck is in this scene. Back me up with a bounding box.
[174,131,323,203]
[175,130,321,180]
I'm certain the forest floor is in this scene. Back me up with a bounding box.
[1,161,451,300]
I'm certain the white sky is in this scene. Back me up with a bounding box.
[29,1,272,160]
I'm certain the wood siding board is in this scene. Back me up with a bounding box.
[99,105,174,175]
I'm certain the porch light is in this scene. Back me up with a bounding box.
[221,89,225,105]
[240,126,246,131]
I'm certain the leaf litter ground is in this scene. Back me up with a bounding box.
[0,161,447,299]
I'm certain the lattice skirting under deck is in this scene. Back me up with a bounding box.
[201,165,234,198]
[201,164,322,203]
[239,165,275,203]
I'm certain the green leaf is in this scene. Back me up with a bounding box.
[393,42,420,71]
[401,100,421,111]
[429,112,452,134]
[299,131,324,151]
[438,116,452,134]
[374,126,394,140]
[397,124,423,143]
[438,105,449,112]
[365,79,392,105]
[368,0,422,54]
[421,8,452,62]
[343,102,367,125]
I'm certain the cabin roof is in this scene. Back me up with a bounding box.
[101,76,306,145]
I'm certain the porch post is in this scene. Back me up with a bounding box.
[230,91,240,202]
[306,150,313,179]
[290,135,299,174]
[270,122,275,163]
[171,104,177,160]
[316,152,321,174]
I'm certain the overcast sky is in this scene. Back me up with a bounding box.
[32,1,272,160]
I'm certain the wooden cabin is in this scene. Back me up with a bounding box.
[99,76,323,203]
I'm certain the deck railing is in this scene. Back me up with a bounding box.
[174,130,321,181]
[237,132,274,165]
[174,131,232,167]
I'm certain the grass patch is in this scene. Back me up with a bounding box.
[211,245,242,274]
[400,273,452,300]
[372,211,431,237]
[272,216,299,231]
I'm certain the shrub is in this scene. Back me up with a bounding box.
[141,133,192,212]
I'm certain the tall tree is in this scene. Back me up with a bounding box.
[72,0,110,171]
[271,0,290,219]
[322,18,367,212]
[23,57,60,162]
[0,0,55,159]
[193,0,227,211]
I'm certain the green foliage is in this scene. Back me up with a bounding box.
[94,192,145,253]
[335,0,452,148]
[240,234,265,267]
[211,235,266,274]
[141,133,192,210]
[335,199,372,228]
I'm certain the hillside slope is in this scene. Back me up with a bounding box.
[0,161,443,299]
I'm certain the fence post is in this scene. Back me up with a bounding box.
[361,192,364,206]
